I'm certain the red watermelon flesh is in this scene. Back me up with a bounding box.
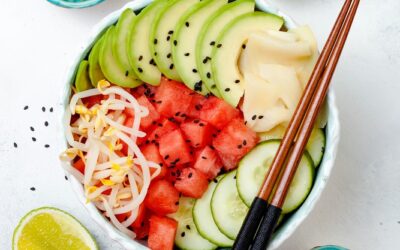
[174,168,209,198]
[200,96,240,129]
[140,144,166,180]
[144,180,180,215]
[187,92,208,119]
[159,129,192,166]
[148,216,177,250]
[180,119,213,149]
[193,146,223,179]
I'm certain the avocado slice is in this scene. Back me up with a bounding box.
[211,12,284,107]
[172,0,227,95]
[75,60,92,92]
[112,9,140,83]
[88,36,106,87]
[128,0,167,86]
[99,27,142,88]
[150,0,200,81]
[196,0,255,97]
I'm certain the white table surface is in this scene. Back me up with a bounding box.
[1,0,399,249]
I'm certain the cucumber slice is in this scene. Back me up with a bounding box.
[193,177,234,247]
[306,128,326,167]
[128,0,166,85]
[112,9,139,82]
[168,197,217,250]
[236,140,315,214]
[150,0,200,81]
[88,36,106,87]
[75,60,92,92]
[99,27,142,88]
[196,0,255,97]
[211,171,248,240]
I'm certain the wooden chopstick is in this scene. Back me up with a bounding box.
[233,1,360,249]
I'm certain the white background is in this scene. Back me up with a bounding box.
[0,0,399,249]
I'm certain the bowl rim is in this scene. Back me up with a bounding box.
[47,0,106,9]
[59,1,340,249]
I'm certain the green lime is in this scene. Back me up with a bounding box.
[12,207,98,250]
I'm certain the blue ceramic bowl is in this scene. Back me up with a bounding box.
[47,0,105,8]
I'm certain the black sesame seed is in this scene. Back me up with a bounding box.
[185,22,190,27]
[242,44,247,49]
[30,126,34,132]
[169,64,174,70]
[184,53,190,56]
[234,175,237,179]
[175,201,179,205]
[211,85,216,89]
[164,155,170,160]
[138,55,143,61]
[30,187,36,191]
[186,139,191,143]
[210,41,216,46]
[195,104,202,111]
[245,121,248,125]
[167,53,172,58]
[195,143,200,147]
[166,36,171,41]
[180,113,186,118]
[42,107,46,112]
[32,137,36,142]
[207,72,211,79]
[209,145,215,150]
[65,175,68,180]
[199,123,205,127]
[138,67,143,73]
[23,106,29,110]
[192,69,198,73]
[154,52,158,56]
[216,44,222,48]
[44,121,49,127]
[50,107,54,112]
[173,40,178,46]
[154,39,158,45]
[258,115,264,119]
[125,70,129,77]
[243,140,247,146]
[213,179,218,183]
[238,145,242,149]
[225,88,230,92]
[194,119,200,123]
[44,144,50,148]
[188,173,193,178]
[168,30,174,35]
[186,225,191,230]
[13,142,18,148]
[202,58,208,64]
[175,112,181,116]
[181,232,185,237]
[235,79,240,84]
[201,156,207,160]
[194,81,203,91]
[252,115,257,121]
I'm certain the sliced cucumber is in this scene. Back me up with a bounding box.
[88,36,106,87]
[75,60,92,92]
[99,27,142,88]
[150,0,200,81]
[128,0,166,85]
[306,128,326,167]
[168,197,217,250]
[193,177,234,247]
[112,9,139,82]
[237,140,315,214]
[211,171,248,240]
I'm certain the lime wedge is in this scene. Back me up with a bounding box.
[12,207,98,250]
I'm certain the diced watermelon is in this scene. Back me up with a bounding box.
[125,95,160,130]
[174,168,209,198]
[132,84,158,100]
[148,216,178,250]
[140,144,166,180]
[200,96,240,129]
[193,146,223,179]
[73,158,85,174]
[159,129,192,166]
[212,118,259,170]
[187,92,208,118]
[180,119,213,148]
[134,217,150,240]
[147,119,178,143]
[116,204,147,229]
[144,180,180,215]
[154,77,193,122]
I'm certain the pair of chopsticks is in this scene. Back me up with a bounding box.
[233,0,360,249]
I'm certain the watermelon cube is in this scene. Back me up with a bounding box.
[147,119,178,143]
[140,144,166,180]
[116,204,147,229]
[187,92,208,119]
[212,118,259,170]
[148,216,178,250]
[200,96,240,129]
[155,77,193,123]
[159,129,192,166]
[174,168,209,198]
[180,119,213,148]
[193,146,223,179]
[131,83,158,100]
[144,180,180,215]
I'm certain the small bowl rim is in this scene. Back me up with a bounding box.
[47,0,105,9]
[58,1,340,249]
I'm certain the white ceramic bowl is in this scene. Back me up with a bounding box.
[60,1,340,249]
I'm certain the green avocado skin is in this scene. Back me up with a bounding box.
[75,60,92,92]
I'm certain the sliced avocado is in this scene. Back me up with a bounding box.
[128,0,166,85]
[212,12,284,107]
[196,0,255,97]
[88,36,106,87]
[75,60,92,92]
[150,0,200,81]
[172,0,227,95]
[112,9,140,82]
[99,27,142,88]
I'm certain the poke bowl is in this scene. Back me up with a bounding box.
[59,0,340,249]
